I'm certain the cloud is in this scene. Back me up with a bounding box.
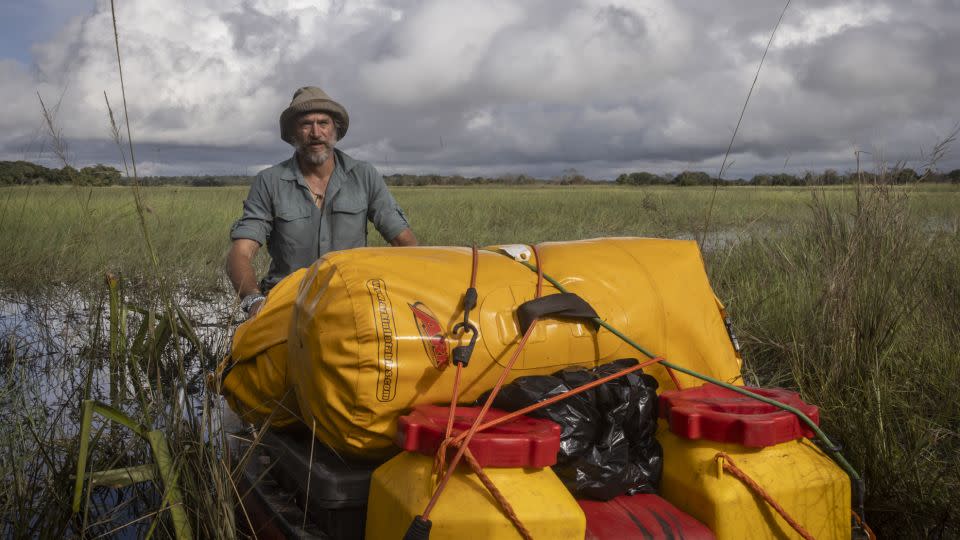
[1,0,958,178]
[761,2,892,48]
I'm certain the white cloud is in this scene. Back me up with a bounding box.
[1,0,958,177]
[359,0,525,105]
[763,3,893,48]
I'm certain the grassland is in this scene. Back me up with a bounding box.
[1,183,958,291]
[1,182,959,537]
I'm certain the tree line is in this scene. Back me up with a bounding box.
[615,168,960,186]
[3,160,959,187]
[0,161,122,186]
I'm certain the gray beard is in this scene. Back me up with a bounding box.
[301,147,331,166]
[296,137,338,166]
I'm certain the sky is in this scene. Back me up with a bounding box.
[1,0,958,179]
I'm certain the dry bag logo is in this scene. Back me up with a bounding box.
[367,279,397,402]
[409,302,449,369]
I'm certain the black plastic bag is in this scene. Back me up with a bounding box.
[477,358,662,500]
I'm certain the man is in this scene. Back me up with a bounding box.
[227,86,417,317]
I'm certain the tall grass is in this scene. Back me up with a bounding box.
[710,181,960,537]
[0,281,238,538]
[1,2,244,536]
[0,185,252,293]
[1,183,957,292]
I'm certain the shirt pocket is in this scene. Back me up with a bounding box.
[274,205,314,259]
[330,198,368,250]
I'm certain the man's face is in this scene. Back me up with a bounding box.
[293,112,339,166]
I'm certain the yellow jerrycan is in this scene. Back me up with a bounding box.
[365,405,585,540]
[657,384,851,539]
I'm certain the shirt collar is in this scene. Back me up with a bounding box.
[334,148,359,172]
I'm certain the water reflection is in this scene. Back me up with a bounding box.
[0,288,237,537]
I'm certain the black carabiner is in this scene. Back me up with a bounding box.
[451,321,479,367]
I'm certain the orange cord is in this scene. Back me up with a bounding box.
[435,363,464,477]
[851,510,877,540]
[426,244,854,540]
[423,245,544,522]
[433,356,659,480]
[437,246,479,476]
[423,318,539,520]
[449,355,667,444]
[445,245,478,437]
[665,365,684,390]
[470,244,479,289]
[533,244,543,298]
[714,452,816,540]
[426,245,674,540]
[443,364,464,439]
[461,447,534,540]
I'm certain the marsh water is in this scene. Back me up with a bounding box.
[0,286,238,537]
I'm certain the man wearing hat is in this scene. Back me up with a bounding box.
[227,86,417,317]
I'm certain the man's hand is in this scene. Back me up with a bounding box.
[247,297,265,319]
[389,228,418,247]
[227,239,263,317]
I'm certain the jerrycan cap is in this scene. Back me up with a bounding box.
[659,385,820,447]
[396,405,561,468]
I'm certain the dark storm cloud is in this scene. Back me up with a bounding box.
[2,0,958,178]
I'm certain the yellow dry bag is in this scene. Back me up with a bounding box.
[288,238,742,457]
[217,268,306,428]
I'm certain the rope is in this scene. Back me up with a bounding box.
[423,310,538,520]
[445,356,666,448]
[443,365,463,440]
[422,245,544,526]
[508,251,874,537]
[714,452,815,540]
[851,510,877,540]
[434,363,463,478]
[434,357,664,482]
[515,259,684,387]
[511,258,862,485]
[436,246,477,477]
[470,244,479,289]
[422,246,871,539]
[461,447,534,540]
[665,363,684,390]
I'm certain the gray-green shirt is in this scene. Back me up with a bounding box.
[230,148,410,291]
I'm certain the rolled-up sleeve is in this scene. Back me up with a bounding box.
[365,167,410,242]
[230,174,273,245]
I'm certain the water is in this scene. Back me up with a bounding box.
[0,287,238,538]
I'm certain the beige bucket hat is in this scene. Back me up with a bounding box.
[279,86,350,144]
